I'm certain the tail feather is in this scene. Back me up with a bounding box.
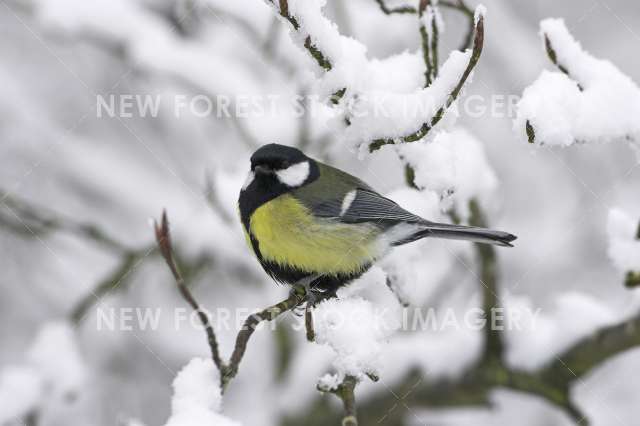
[394,222,517,247]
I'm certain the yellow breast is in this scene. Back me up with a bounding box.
[249,194,379,275]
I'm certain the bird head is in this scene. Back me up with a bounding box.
[244,143,318,190]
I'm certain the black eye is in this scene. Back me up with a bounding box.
[280,160,290,169]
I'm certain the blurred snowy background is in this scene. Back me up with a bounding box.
[1,0,640,425]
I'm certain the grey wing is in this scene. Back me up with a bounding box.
[291,161,425,226]
[309,188,426,225]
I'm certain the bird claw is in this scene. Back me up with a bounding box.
[306,287,338,307]
[290,275,338,309]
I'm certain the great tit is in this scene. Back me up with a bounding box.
[238,143,516,296]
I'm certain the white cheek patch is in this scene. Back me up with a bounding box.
[340,190,357,216]
[276,161,310,187]
[242,171,255,190]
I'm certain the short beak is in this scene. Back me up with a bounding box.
[254,165,273,175]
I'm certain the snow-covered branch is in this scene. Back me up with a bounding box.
[267,0,485,154]
[293,294,640,426]
[515,18,640,151]
[367,11,484,152]
[164,358,241,426]
[607,209,640,288]
[418,0,443,87]
[373,0,475,50]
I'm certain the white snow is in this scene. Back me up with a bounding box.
[378,325,482,388]
[164,358,241,426]
[514,18,640,149]
[313,296,397,379]
[31,0,267,98]
[421,4,445,41]
[504,292,616,370]
[316,373,342,391]
[474,4,487,25]
[607,208,640,272]
[8,1,639,424]
[27,322,88,400]
[0,322,87,423]
[282,0,485,153]
[0,366,43,423]
[380,188,464,306]
[397,128,498,220]
[343,50,470,154]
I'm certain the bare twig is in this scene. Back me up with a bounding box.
[337,376,358,426]
[268,0,332,71]
[266,0,347,105]
[305,303,315,342]
[540,310,640,386]
[0,191,218,328]
[374,0,474,51]
[153,210,306,390]
[369,14,484,152]
[154,210,225,372]
[430,8,439,79]
[442,0,475,51]
[418,0,441,87]
[525,30,584,145]
[0,190,128,252]
[468,200,503,362]
[225,287,305,385]
[626,271,640,288]
[544,35,578,86]
[373,0,416,14]
[526,120,536,144]
[0,191,169,326]
[70,248,151,324]
[625,220,640,288]
[419,0,434,87]
[318,375,359,426]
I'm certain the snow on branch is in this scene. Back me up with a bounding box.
[374,0,475,50]
[269,0,485,155]
[314,296,396,382]
[365,11,484,153]
[294,292,640,426]
[515,18,640,151]
[607,208,640,288]
[318,375,358,426]
[419,0,444,87]
[163,358,241,426]
[396,128,498,221]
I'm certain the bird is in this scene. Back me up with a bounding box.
[238,143,516,300]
